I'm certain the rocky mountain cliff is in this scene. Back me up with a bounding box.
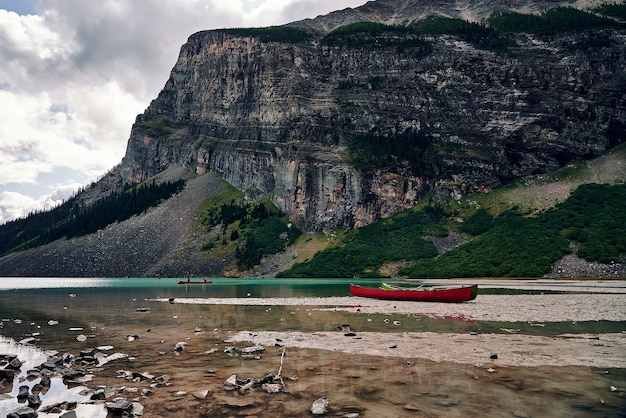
[1,0,625,278]
[118,0,626,232]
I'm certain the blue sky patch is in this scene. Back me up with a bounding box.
[0,0,38,15]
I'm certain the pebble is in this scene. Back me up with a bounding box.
[311,397,330,415]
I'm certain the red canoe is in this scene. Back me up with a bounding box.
[349,283,477,303]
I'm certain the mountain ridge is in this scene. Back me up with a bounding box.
[1,0,625,277]
[287,0,615,35]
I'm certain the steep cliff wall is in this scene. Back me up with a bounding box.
[119,6,626,232]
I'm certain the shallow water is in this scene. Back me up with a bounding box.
[0,336,106,417]
[1,277,625,417]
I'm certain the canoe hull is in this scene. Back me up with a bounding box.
[177,280,212,285]
[350,283,477,303]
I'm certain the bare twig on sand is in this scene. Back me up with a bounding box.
[277,347,286,388]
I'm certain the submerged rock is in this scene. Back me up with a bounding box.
[0,368,15,382]
[17,385,30,399]
[7,357,23,370]
[7,406,38,418]
[27,393,41,409]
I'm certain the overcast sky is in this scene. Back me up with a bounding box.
[0,0,367,224]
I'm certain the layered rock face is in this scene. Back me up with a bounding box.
[119,2,626,232]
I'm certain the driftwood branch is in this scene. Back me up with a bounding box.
[277,347,286,387]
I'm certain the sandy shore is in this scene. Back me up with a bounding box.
[226,330,626,368]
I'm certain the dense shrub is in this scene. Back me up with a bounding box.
[400,182,626,277]
[197,192,301,269]
[237,216,301,269]
[347,129,441,176]
[278,208,441,278]
[320,21,432,54]
[541,183,626,263]
[401,211,570,278]
[460,208,494,235]
[593,3,626,20]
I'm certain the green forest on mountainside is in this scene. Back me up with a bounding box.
[194,186,301,269]
[279,182,626,278]
[0,180,185,257]
[318,6,625,55]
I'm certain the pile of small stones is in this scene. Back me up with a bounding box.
[1,347,145,418]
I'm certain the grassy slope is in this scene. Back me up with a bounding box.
[466,144,626,217]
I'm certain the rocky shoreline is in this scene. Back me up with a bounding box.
[1,286,626,417]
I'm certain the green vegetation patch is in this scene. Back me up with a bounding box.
[320,21,432,54]
[236,215,301,269]
[413,16,487,35]
[196,183,244,230]
[459,208,494,235]
[197,191,301,270]
[402,182,626,278]
[542,183,626,263]
[402,211,571,278]
[278,207,442,278]
[413,16,515,51]
[488,7,625,33]
[137,116,182,137]
[347,129,441,176]
[593,3,626,20]
[222,26,313,43]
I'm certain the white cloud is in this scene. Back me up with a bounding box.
[0,189,63,222]
[0,0,367,224]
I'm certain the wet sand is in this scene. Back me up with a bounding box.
[1,289,626,417]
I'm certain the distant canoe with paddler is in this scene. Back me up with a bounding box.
[177,279,213,285]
